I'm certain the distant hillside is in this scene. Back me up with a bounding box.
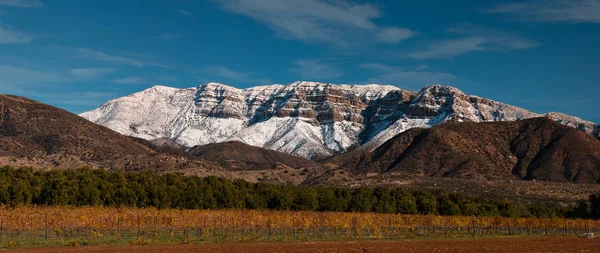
[333,118,600,184]
[0,94,214,171]
[129,137,187,156]
[187,141,318,170]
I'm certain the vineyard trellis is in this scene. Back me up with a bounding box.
[0,206,598,246]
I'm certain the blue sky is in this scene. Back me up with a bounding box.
[0,0,599,122]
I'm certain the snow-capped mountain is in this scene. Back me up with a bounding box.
[80,81,600,159]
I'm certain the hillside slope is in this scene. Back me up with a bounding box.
[333,118,600,183]
[0,94,213,171]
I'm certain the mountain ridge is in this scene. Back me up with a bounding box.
[80,82,600,159]
[3,93,600,188]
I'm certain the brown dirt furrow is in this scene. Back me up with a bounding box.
[6,237,600,253]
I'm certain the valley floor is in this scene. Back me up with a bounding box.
[7,237,600,253]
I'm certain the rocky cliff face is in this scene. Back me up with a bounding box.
[81,82,600,159]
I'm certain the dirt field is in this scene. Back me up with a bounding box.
[6,237,600,253]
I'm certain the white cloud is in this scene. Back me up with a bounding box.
[409,37,487,59]
[446,24,540,49]
[70,68,116,78]
[361,63,456,88]
[0,22,33,44]
[409,24,539,59]
[213,0,414,46]
[376,27,415,43]
[77,48,170,68]
[489,0,600,23]
[0,0,43,8]
[290,59,344,80]
[114,76,145,84]
[179,9,192,16]
[204,66,271,84]
[360,62,394,72]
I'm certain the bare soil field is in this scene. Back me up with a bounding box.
[7,237,600,253]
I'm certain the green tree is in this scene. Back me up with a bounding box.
[414,191,437,215]
[437,195,461,216]
[348,188,373,212]
[394,191,418,214]
[293,187,318,211]
[372,188,397,213]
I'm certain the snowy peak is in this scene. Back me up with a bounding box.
[419,84,466,95]
[405,84,536,122]
[81,81,599,159]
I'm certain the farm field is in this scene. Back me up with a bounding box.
[6,237,600,253]
[0,206,598,249]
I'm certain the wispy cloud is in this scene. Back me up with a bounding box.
[70,68,116,78]
[37,91,117,108]
[0,65,118,111]
[489,0,600,23]
[179,9,192,16]
[114,76,145,84]
[409,24,539,59]
[0,22,34,44]
[416,64,428,71]
[203,66,271,84]
[361,63,456,89]
[376,27,415,44]
[290,59,344,80]
[0,65,64,98]
[77,48,170,68]
[0,0,43,8]
[212,0,414,46]
[409,37,487,59]
[158,76,178,83]
[0,65,62,84]
[114,76,178,85]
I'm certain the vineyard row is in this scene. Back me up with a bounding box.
[0,206,598,246]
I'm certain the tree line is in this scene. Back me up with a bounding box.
[0,166,598,219]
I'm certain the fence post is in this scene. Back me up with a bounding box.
[292,216,296,240]
[268,216,272,240]
[45,214,48,239]
[117,216,120,238]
